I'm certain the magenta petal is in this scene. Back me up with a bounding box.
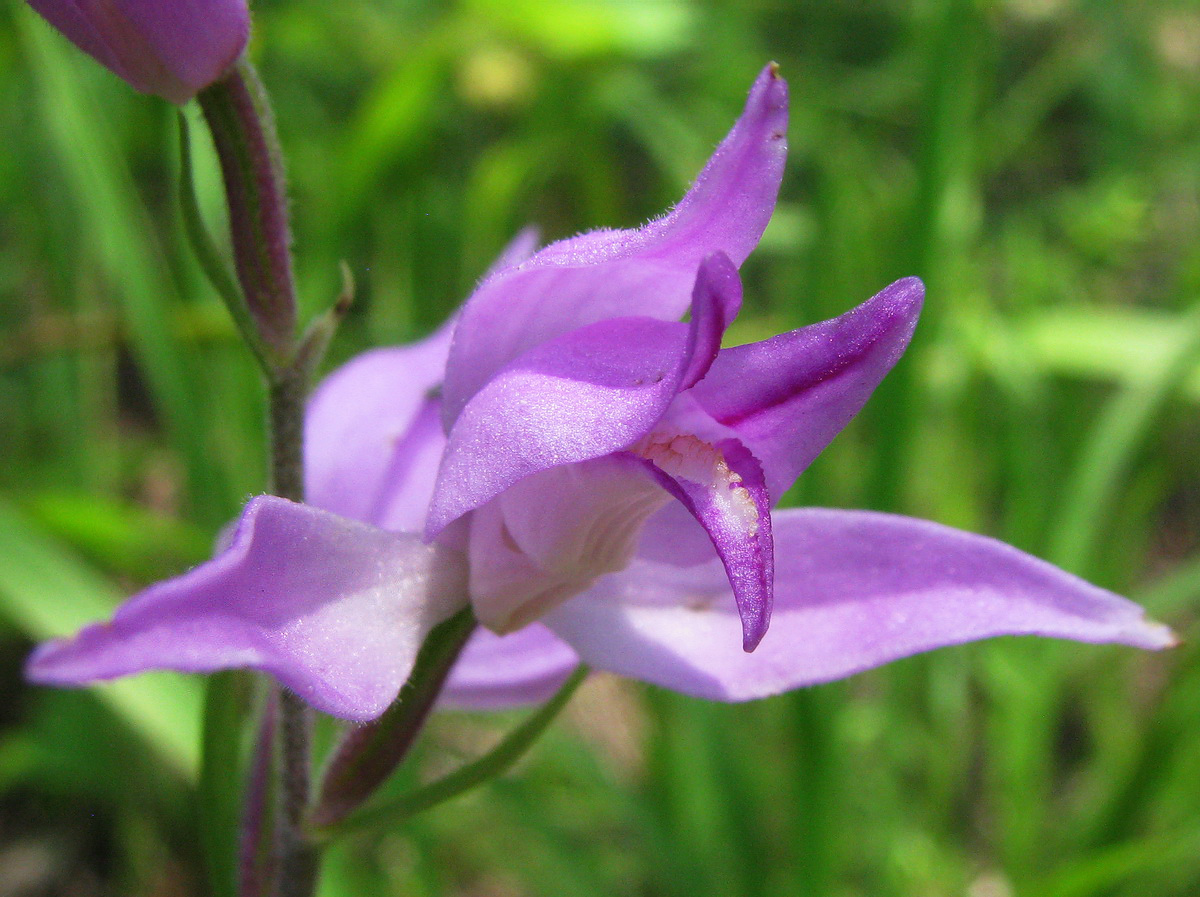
[442,65,787,425]
[639,439,773,650]
[442,625,579,710]
[427,316,691,536]
[26,497,468,721]
[679,252,743,390]
[691,277,923,498]
[306,321,452,528]
[544,508,1174,700]
[28,0,250,103]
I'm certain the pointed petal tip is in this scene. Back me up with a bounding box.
[1133,619,1180,650]
[757,60,786,93]
[25,638,74,685]
[741,620,768,653]
[866,276,924,343]
[884,275,925,309]
[694,251,741,309]
[750,62,788,129]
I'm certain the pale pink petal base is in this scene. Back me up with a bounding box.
[442,625,579,710]
[544,508,1175,700]
[26,497,469,721]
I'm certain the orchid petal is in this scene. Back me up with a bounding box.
[428,253,742,536]
[305,322,451,527]
[679,252,742,390]
[26,497,468,721]
[428,317,688,536]
[442,625,579,710]
[636,438,773,650]
[469,456,669,633]
[691,277,923,498]
[545,508,1174,700]
[442,64,787,425]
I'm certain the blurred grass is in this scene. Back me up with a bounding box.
[1,0,1198,894]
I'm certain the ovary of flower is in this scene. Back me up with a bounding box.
[634,432,761,537]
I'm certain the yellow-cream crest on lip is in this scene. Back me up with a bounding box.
[632,432,760,537]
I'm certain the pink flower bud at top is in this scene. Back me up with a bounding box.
[26,0,250,103]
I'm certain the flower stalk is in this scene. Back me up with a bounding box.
[197,60,318,897]
[277,689,318,897]
[311,608,477,829]
[318,665,589,841]
[197,60,298,360]
[268,368,307,502]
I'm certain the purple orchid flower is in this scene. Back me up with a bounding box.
[26,0,249,103]
[27,65,1172,721]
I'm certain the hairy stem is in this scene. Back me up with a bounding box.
[197,60,297,357]
[267,372,318,897]
[276,690,318,897]
[198,62,319,897]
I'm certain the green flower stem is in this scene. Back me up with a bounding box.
[317,665,590,842]
[194,60,321,897]
[197,60,297,358]
[277,689,318,897]
[268,366,307,502]
[176,111,272,373]
[310,608,477,829]
[267,367,318,897]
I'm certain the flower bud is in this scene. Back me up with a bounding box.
[26,0,250,103]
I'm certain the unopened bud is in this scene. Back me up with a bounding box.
[27,0,250,103]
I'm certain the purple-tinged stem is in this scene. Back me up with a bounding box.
[267,372,318,897]
[276,690,318,897]
[197,61,297,358]
[196,61,317,897]
[239,691,280,897]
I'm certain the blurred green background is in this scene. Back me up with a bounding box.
[2,0,1199,894]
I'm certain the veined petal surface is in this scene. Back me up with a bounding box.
[544,508,1174,700]
[469,456,669,633]
[27,497,468,721]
